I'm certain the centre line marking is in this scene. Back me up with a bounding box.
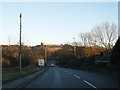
[74,75,80,79]
[84,80,97,89]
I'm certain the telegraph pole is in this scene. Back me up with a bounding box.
[19,13,22,72]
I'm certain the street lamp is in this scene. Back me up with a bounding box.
[19,13,22,72]
[73,37,76,57]
[45,45,47,66]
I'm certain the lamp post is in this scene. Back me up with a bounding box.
[45,45,47,66]
[19,13,22,72]
[73,37,76,57]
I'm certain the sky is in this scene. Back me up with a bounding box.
[1,2,118,46]
[118,2,120,37]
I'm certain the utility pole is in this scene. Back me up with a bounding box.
[45,45,47,66]
[73,37,76,57]
[19,13,22,72]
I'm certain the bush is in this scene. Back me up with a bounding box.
[2,45,34,68]
[21,54,33,67]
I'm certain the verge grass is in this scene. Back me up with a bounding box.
[2,65,43,83]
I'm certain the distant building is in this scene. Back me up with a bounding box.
[34,42,45,47]
[41,42,45,46]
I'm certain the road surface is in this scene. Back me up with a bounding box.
[24,66,118,88]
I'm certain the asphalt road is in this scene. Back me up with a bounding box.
[25,66,118,88]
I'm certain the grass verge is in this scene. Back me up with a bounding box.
[2,65,43,84]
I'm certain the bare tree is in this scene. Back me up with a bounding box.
[85,32,98,46]
[92,22,117,49]
[78,32,97,47]
[78,33,88,46]
[78,22,117,49]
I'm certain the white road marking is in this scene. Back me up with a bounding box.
[84,80,97,89]
[69,72,72,75]
[74,75,80,79]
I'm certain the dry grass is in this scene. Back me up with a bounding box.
[2,65,43,83]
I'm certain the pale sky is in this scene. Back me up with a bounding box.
[118,2,120,37]
[1,2,118,46]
